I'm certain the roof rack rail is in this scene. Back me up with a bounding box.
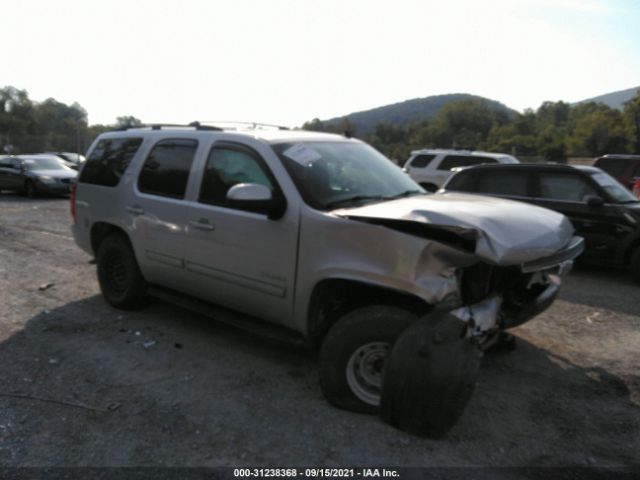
[114,122,223,132]
[200,120,290,131]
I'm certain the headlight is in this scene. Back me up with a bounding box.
[37,176,56,184]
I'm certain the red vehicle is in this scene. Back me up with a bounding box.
[593,154,640,191]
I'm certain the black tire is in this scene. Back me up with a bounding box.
[96,233,148,310]
[380,311,482,438]
[420,183,438,193]
[631,247,640,284]
[318,306,417,414]
[25,180,38,198]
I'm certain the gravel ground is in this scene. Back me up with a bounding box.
[0,193,638,468]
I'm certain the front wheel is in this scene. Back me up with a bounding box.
[318,306,417,413]
[25,180,38,198]
[96,233,148,310]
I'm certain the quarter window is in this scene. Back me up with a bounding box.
[409,154,436,168]
[79,137,143,187]
[138,139,198,199]
[538,174,598,202]
[199,144,274,213]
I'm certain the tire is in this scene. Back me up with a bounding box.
[379,311,482,438]
[25,180,38,198]
[96,233,148,310]
[318,306,417,414]
[420,183,438,193]
[631,247,640,284]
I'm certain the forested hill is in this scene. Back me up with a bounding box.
[574,86,640,110]
[320,93,518,134]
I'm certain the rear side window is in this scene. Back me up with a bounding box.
[79,137,143,186]
[138,139,198,199]
[438,155,497,170]
[476,171,529,196]
[409,154,436,168]
[596,158,629,178]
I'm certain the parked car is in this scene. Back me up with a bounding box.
[45,151,86,170]
[403,149,519,192]
[0,155,77,197]
[72,124,583,436]
[593,154,640,191]
[442,163,640,282]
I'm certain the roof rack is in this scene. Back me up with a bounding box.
[199,121,290,131]
[115,122,223,132]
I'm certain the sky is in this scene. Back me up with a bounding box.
[1,0,639,126]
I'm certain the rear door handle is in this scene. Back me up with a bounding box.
[189,219,215,231]
[126,206,145,215]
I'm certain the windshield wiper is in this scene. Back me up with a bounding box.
[382,189,424,200]
[325,195,385,209]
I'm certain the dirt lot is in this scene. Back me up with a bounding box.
[0,194,638,468]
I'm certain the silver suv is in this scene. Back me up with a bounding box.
[404,149,519,192]
[72,124,583,436]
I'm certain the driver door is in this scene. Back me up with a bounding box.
[184,141,298,325]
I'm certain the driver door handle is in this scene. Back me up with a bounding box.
[190,219,215,231]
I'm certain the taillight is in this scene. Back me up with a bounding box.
[70,180,77,223]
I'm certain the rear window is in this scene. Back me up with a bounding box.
[595,158,629,178]
[476,171,529,196]
[438,155,498,170]
[79,137,143,187]
[408,154,436,168]
[138,139,198,199]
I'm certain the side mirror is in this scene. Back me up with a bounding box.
[226,183,286,220]
[227,183,272,202]
[585,195,605,207]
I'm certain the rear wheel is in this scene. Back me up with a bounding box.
[318,306,417,413]
[96,233,148,309]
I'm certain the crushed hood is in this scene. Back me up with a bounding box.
[335,192,575,265]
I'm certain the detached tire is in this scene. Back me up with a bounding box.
[380,311,482,438]
[319,306,417,414]
[631,247,640,284]
[96,233,148,310]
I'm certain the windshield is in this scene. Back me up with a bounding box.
[273,141,424,210]
[590,172,638,203]
[22,158,69,171]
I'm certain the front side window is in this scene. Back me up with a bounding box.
[273,141,422,210]
[538,173,598,202]
[138,139,198,199]
[80,137,143,187]
[596,158,628,178]
[476,171,529,196]
[199,143,276,214]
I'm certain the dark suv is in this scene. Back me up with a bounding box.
[442,163,640,282]
[593,154,640,191]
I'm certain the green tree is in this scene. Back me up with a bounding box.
[566,102,626,156]
[623,90,640,153]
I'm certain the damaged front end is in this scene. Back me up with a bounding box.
[453,235,583,346]
[336,193,585,343]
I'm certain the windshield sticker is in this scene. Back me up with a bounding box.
[282,144,322,166]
